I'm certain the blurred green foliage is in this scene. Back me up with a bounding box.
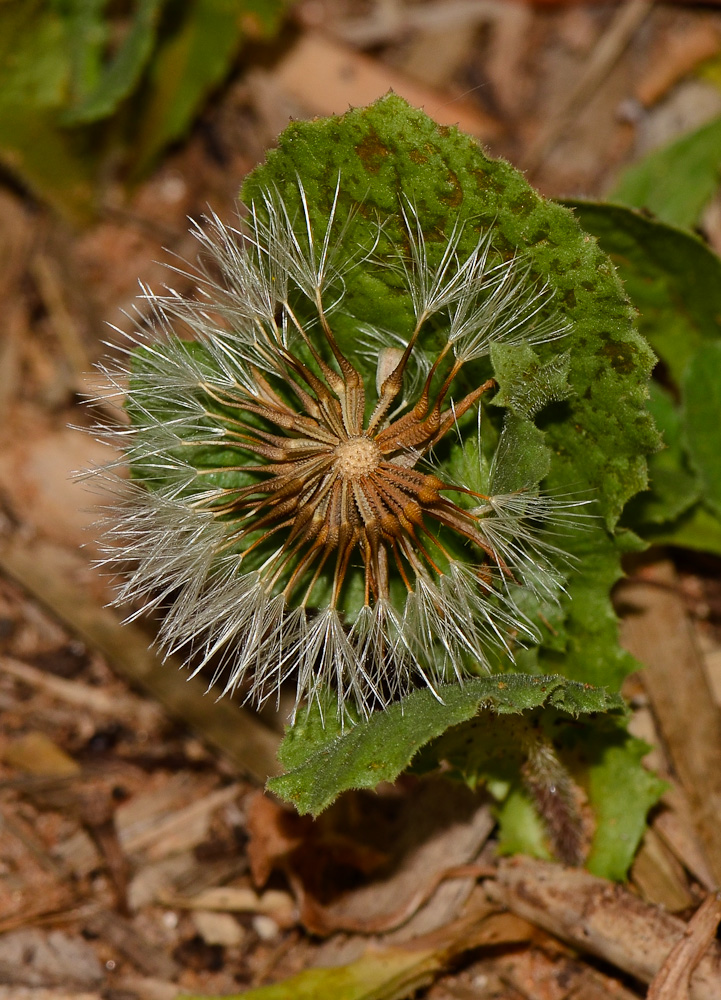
[0,0,289,221]
[569,202,721,556]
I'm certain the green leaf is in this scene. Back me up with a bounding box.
[495,787,552,861]
[567,200,721,385]
[426,711,663,880]
[0,104,97,222]
[183,944,443,1000]
[62,0,165,124]
[611,115,721,229]
[244,97,657,531]
[583,732,667,881]
[0,2,70,111]
[624,382,700,528]
[131,0,286,177]
[682,341,721,518]
[269,675,624,816]
[641,502,721,557]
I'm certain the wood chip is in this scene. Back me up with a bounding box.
[488,857,721,998]
[85,910,179,980]
[632,826,696,913]
[192,910,245,947]
[648,891,721,1000]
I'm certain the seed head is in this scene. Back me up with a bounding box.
[91,178,583,720]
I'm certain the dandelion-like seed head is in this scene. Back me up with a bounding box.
[92,178,581,720]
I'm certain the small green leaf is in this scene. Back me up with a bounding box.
[641,502,721,557]
[683,341,721,518]
[183,943,442,1000]
[567,200,721,384]
[0,105,96,222]
[490,412,550,494]
[62,0,165,124]
[624,382,700,528]
[269,675,624,816]
[611,115,721,229]
[131,0,286,177]
[491,341,572,419]
[583,731,667,881]
[495,787,552,860]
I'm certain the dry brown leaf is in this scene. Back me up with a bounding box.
[273,32,500,140]
[620,561,721,886]
[247,781,492,936]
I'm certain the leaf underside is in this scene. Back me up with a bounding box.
[270,674,625,816]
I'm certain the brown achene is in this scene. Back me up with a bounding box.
[197,301,498,611]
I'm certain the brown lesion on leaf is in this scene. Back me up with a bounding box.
[439,169,463,208]
[356,128,391,173]
[598,337,637,374]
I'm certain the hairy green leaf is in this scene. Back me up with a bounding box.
[567,200,721,384]
[611,115,721,229]
[245,96,657,530]
[269,675,624,816]
[424,712,663,880]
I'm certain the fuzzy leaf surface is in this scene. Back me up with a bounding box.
[424,712,664,880]
[269,675,624,816]
[567,200,721,384]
